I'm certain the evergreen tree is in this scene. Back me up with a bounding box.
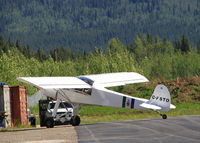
[50,47,72,61]
[197,39,200,54]
[0,36,4,46]
[180,35,190,53]
[1,0,200,51]
[175,35,191,53]
[35,48,47,62]
[22,46,32,58]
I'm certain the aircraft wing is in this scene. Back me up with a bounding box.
[17,72,148,89]
[79,72,149,87]
[17,77,91,89]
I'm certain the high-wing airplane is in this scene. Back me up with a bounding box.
[17,72,175,127]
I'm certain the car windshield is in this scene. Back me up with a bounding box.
[49,102,73,109]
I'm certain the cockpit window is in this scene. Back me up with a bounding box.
[75,76,93,95]
[77,76,94,86]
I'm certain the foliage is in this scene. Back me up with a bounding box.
[0,37,138,94]
[0,0,200,51]
[1,35,200,93]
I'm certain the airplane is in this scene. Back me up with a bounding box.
[17,72,176,127]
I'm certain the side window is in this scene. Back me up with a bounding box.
[48,103,55,109]
[74,88,92,95]
[83,88,92,95]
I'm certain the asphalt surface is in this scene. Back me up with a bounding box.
[76,115,200,143]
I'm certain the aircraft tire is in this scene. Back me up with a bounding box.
[162,114,167,119]
[46,118,54,128]
[71,115,81,126]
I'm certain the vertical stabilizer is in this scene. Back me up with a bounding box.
[148,84,171,111]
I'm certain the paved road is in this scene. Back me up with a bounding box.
[0,125,77,143]
[76,115,200,143]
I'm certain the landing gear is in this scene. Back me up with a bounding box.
[155,111,168,120]
[161,114,167,119]
[71,115,81,126]
[70,104,81,126]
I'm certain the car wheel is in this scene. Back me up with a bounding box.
[46,118,54,128]
[71,115,81,126]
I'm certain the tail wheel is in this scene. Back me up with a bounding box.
[46,118,54,128]
[71,115,81,126]
[162,114,167,119]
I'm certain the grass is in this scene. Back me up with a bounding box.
[0,124,33,132]
[79,102,200,124]
[194,86,200,92]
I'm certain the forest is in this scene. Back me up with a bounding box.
[0,34,200,94]
[0,0,200,51]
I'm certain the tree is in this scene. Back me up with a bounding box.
[131,34,145,62]
[108,38,124,53]
[175,35,191,53]
[197,39,200,54]
[35,48,47,62]
[22,46,32,58]
[0,36,4,46]
[50,47,72,62]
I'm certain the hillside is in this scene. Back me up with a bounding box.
[0,0,200,51]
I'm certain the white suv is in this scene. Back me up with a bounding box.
[47,101,74,125]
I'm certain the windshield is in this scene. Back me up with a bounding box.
[77,76,94,86]
[49,102,73,109]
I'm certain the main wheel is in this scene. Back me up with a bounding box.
[162,114,167,119]
[46,118,54,128]
[71,115,81,126]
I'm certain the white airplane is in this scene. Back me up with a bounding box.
[17,72,175,127]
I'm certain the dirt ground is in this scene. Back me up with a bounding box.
[0,125,77,143]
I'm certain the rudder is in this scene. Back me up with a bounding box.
[148,84,171,111]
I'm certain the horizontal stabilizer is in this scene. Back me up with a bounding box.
[170,104,176,109]
[139,103,161,110]
[17,77,91,89]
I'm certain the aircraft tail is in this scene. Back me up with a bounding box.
[147,84,175,111]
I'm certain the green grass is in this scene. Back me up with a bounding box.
[194,86,200,92]
[0,124,33,132]
[79,102,200,124]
